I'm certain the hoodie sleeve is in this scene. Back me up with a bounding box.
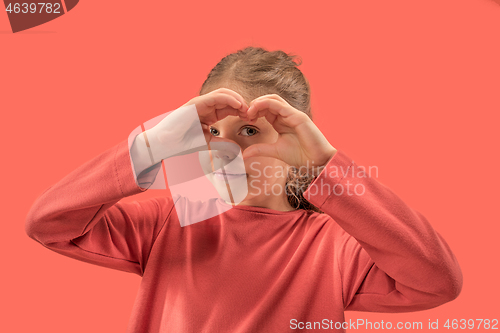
[25,139,176,277]
[303,150,463,312]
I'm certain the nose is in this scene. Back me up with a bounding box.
[212,144,238,162]
[207,139,241,172]
[208,138,240,160]
[214,150,232,160]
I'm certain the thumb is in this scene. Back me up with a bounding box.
[243,143,280,160]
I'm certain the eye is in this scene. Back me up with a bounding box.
[209,127,220,136]
[240,126,258,137]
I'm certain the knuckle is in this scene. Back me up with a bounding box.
[296,112,310,123]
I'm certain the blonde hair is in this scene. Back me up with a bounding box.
[200,46,323,213]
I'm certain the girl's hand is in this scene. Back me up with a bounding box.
[144,88,248,163]
[181,88,249,141]
[243,94,337,170]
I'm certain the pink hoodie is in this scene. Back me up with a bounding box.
[25,139,462,332]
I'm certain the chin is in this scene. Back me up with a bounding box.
[206,174,249,204]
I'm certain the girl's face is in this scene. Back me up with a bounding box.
[199,115,291,206]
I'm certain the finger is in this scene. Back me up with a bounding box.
[207,93,242,111]
[213,102,249,120]
[248,94,289,111]
[200,108,240,126]
[247,100,306,131]
[247,99,295,121]
[211,88,249,111]
[247,109,278,126]
[208,91,249,120]
[214,106,243,121]
[250,93,287,104]
[242,143,281,160]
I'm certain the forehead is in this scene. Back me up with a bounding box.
[212,115,267,128]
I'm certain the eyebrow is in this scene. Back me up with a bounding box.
[211,118,255,128]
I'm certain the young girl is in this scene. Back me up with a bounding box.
[25,46,463,332]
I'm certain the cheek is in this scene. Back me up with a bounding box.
[245,157,287,180]
[245,157,265,176]
[199,151,219,174]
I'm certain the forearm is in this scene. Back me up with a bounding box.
[25,140,145,245]
[304,150,463,305]
[129,130,163,182]
[128,105,207,189]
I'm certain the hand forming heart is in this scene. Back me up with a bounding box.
[155,88,336,171]
[242,94,337,170]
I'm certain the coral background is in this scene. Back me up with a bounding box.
[1,0,499,331]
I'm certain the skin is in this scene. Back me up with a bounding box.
[182,88,337,212]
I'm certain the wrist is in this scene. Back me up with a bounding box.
[319,146,337,167]
[312,147,337,177]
